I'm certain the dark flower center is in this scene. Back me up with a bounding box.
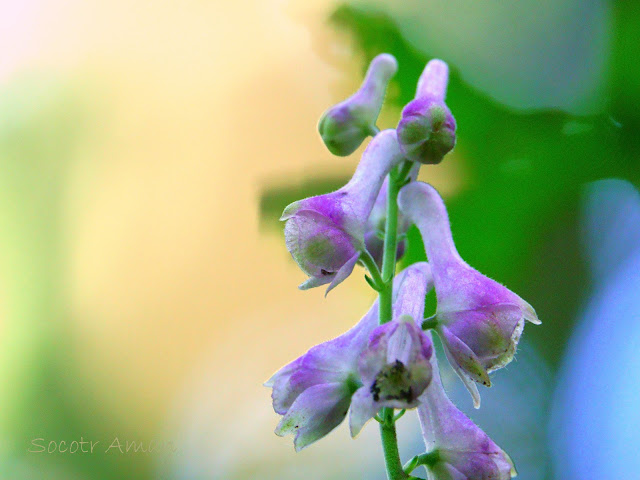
[370,360,414,403]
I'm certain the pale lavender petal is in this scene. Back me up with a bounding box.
[325,252,360,295]
[392,265,433,323]
[438,326,484,409]
[438,325,491,388]
[416,59,450,101]
[264,357,300,388]
[299,275,332,290]
[275,382,353,452]
[349,386,380,437]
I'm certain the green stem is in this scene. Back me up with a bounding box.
[379,165,402,325]
[376,163,412,480]
[379,408,407,480]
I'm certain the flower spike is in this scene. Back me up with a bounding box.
[282,129,405,294]
[397,59,456,165]
[318,53,398,156]
[398,182,539,407]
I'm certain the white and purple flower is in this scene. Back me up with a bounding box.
[398,181,540,407]
[265,262,432,450]
[282,129,405,293]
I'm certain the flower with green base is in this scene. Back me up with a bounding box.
[318,53,398,156]
[349,266,434,436]
[265,263,432,451]
[282,129,405,293]
[398,181,540,408]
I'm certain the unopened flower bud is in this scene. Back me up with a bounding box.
[397,59,456,164]
[318,54,398,156]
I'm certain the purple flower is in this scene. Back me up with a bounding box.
[265,263,432,450]
[282,129,405,293]
[397,59,456,164]
[398,182,540,407]
[417,336,516,480]
[364,164,420,267]
[318,53,397,156]
[349,266,434,436]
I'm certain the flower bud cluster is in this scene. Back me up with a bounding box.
[267,54,539,479]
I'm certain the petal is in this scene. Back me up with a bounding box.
[285,210,358,278]
[275,382,351,451]
[267,358,303,415]
[264,357,300,388]
[349,386,380,437]
[392,266,432,323]
[299,275,332,290]
[439,304,523,373]
[325,252,360,296]
[415,59,450,101]
[438,325,491,388]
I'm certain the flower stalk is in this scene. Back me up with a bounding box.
[365,161,414,480]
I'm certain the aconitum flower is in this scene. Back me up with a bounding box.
[349,266,434,436]
[318,53,397,156]
[397,59,456,164]
[282,129,404,293]
[266,262,432,450]
[398,182,540,407]
[364,163,420,267]
[417,335,516,480]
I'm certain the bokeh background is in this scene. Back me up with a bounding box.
[1,1,639,479]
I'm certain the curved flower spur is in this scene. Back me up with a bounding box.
[282,129,405,293]
[398,181,540,408]
[318,53,398,156]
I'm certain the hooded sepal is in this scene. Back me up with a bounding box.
[398,181,540,404]
[282,130,404,293]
